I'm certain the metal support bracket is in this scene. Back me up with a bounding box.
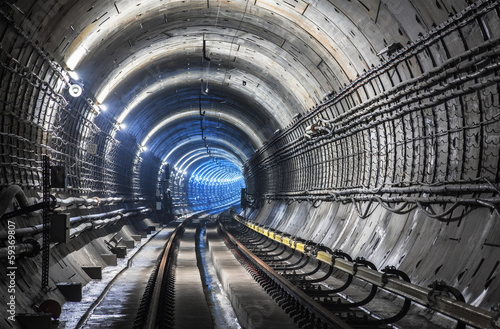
[41,155,50,289]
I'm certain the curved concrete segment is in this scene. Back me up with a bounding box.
[0,0,499,328]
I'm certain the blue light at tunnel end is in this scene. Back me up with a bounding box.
[186,160,246,212]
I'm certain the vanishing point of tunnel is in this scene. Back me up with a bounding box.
[1,0,500,328]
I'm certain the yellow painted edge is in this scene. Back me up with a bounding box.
[317,251,333,265]
[236,219,334,266]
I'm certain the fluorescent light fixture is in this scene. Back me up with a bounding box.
[66,45,88,71]
[69,84,83,97]
[98,104,107,111]
[68,71,79,80]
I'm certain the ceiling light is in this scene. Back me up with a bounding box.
[66,45,88,71]
[68,71,79,80]
[68,84,83,97]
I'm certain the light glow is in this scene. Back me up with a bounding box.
[66,45,88,71]
[68,71,79,80]
[140,111,262,151]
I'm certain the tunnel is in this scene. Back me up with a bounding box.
[0,0,500,328]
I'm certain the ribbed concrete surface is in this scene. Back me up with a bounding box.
[207,227,299,329]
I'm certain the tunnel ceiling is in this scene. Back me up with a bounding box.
[1,0,449,175]
[3,0,500,321]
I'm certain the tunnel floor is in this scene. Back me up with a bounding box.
[58,228,175,328]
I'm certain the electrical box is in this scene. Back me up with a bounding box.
[50,213,70,243]
[50,166,67,188]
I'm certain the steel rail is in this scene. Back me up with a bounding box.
[233,214,495,329]
[218,221,353,329]
[145,221,186,329]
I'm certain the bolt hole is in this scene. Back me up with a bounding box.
[472,258,485,278]
[485,276,495,289]
[457,269,467,283]
[415,259,422,269]
[485,261,499,289]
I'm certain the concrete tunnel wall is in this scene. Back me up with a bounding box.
[240,1,500,316]
[0,0,499,327]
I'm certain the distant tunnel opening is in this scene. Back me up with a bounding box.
[177,159,246,212]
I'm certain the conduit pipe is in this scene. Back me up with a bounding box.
[0,207,151,240]
[0,239,39,258]
[267,182,500,197]
[260,0,498,152]
[56,196,146,208]
[70,208,130,225]
[0,209,151,259]
[0,225,42,240]
[0,185,31,217]
[69,211,140,238]
[1,187,146,222]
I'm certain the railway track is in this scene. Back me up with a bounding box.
[131,210,497,329]
[224,212,497,329]
[133,214,303,329]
